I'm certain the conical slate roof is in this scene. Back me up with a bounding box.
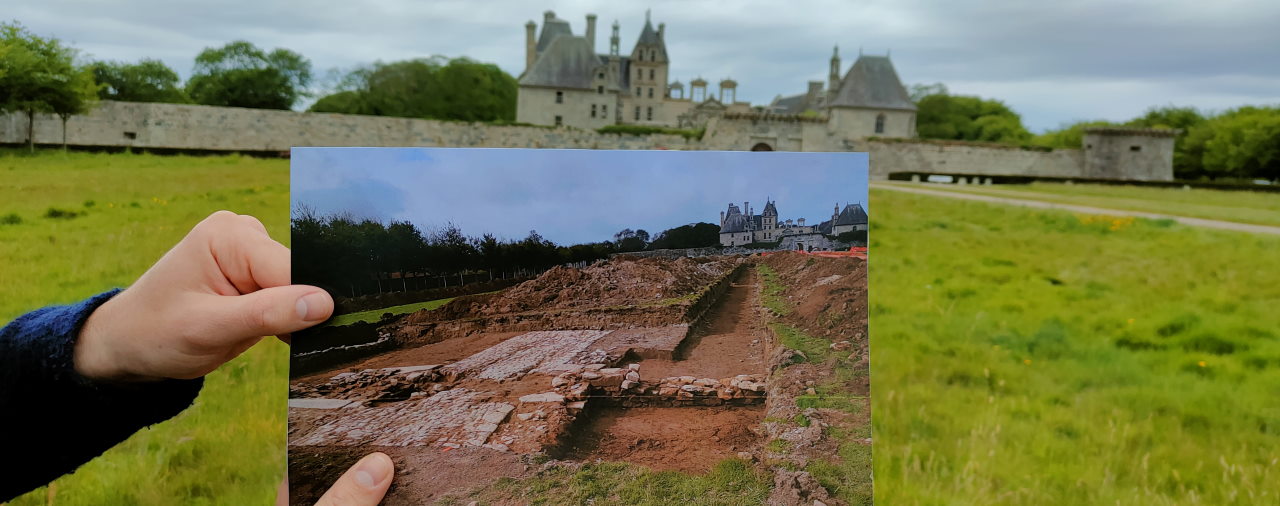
[634,18,668,62]
[519,35,597,89]
[537,16,573,53]
[834,203,869,226]
[828,55,915,111]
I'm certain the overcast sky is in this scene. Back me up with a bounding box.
[11,0,1279,132]
[292,148,869,244]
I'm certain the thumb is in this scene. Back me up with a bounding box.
[203,285,334,340]
[315,452,395,506]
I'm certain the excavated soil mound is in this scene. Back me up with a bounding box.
[761,252,869,345]
[403,256,741,325]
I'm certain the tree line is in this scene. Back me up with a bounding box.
[291,209,721,296]
[909,83,1278,182]
[0,21,519,152]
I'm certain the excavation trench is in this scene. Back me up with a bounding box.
[288,258,771,502]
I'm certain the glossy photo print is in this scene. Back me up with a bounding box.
[286,147,870,504]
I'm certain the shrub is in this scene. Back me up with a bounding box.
[0,213,21,225]
[44,207,83,219]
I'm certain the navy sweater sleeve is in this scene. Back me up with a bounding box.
[0,290,205,501]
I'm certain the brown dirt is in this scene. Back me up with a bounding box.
[640,270,769,379]
[560,406,765,473]
[402,256,740,325]
[289,445,530,505]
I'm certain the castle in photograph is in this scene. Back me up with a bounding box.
[516,9,917,140]
[718,199,868,249]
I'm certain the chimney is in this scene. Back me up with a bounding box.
[525,21,537,72]
[658,22,665,39]
[829,45,841,94]
[720,211,725,225]
[586,14,597,53]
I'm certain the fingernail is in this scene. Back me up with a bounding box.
[295,292,328,321]
[354,453,391,489]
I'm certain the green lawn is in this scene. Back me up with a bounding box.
[870,188,1279,505]
[4,150,1277,505]
[326,297,458,327]
[894,181,1280,227]
[2,149,290,505]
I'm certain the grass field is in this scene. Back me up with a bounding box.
[895,181,1280,227]
[325,297,458,327]
[871,189,1279,504]
[2,149,291,505]
[4,150,1277,504]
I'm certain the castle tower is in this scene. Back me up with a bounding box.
[626,9,669,124]
[719,78,738,103]
[762,199,778,230]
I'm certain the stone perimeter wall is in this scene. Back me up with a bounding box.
[1,100,1115,180]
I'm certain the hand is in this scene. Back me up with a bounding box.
[74,211,334,381]
[276,452,396,506]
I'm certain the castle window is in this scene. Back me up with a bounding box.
[649,68,654,80]
[875,113,886,134]
[602,104,607,116]
[635,106,641,120]
[598,72,604,79]
[648,87,653,98]
[555,91,563,104]
[1130,145,1142,152]
[554,115,562,126]
[591,104,597,118]
[647,107,653,120]
[636,87,641,96]
[650,50,655,60]
[598,85,603,94]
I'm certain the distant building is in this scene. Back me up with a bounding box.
[516,10,753,129]
[718,199,868,249]
[768,47,917,138]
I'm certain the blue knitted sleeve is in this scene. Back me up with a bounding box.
[0,290,205,500]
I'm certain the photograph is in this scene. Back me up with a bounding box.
[285,148,871,504]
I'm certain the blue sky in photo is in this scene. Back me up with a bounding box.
[292,148,868,245]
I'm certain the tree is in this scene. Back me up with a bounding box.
[0,22,98,151]
[186,41,311,109]
[648,222,720,250]
[309,56,517,121]
[91,58,189,103]
[1031,120,1115,149]
[912,88,1032,145]
[1200,106,1280,181]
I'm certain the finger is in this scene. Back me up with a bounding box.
[277,475,289,506]
[208,214,292,293]
[198,285,334,341]
[315,452,394,506]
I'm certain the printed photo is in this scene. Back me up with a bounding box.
[287,148,870,504]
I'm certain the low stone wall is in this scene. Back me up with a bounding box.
[3,100,1175,180]
[0,100,692,152]
[863,140,1086,179]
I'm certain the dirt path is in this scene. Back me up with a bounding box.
[873,182,1280,236]
[561,406,764,473]
[640,269,769,379]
